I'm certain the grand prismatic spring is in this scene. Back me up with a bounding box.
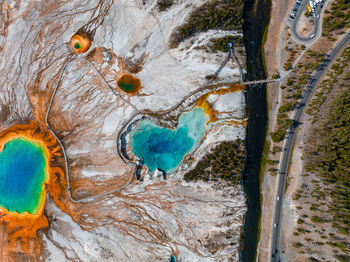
[0,122,71,256]
[0,137,49,215]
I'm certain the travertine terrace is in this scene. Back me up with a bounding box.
[0,0,247,261]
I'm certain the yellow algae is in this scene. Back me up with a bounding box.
[197,99,217,124]
[196,84,246,124]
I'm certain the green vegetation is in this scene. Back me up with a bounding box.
[306,46,350,120]
[278,101,297,113]
[259,139,270,179]
[336,255,350,262]
[305,89,350,235]
[272,145,282,154]
[293,242,304,248]
[283,44,305,71]
[170,0,244,47]
[311,216,325,224]
[184,140,245,184]
[157,0,173,11]
[210,35,243,52]
[273,49,329,144]
[323,0,350,36]
[270,113,292,142]
[298,48,350,253]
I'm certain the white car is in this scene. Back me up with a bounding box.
[310,33,315,38]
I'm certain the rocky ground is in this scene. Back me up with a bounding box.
[260,0,350,260]
[0,0,247,261]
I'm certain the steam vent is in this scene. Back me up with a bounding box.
[70,33,91,54]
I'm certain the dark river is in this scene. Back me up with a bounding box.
[241,0,271,261]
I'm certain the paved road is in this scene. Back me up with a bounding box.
[291,0,320,43]
[270,31,350,262]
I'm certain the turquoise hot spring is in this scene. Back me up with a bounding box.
[130,108,208,173]
[0,137,48,215]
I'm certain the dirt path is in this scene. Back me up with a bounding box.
[264,0,295,75]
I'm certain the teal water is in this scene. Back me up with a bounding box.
[130,108,207,172]
[119,83,134,92]
[0,137,47,214]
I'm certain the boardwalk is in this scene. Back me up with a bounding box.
[45,40,275,203]
[242,78,280,85]
[230,47,281,85]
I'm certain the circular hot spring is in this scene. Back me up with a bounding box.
[70,33,91,54]
[117,74,141,95]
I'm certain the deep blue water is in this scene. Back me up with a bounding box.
[0,137,47,214]
[130,108,207,172]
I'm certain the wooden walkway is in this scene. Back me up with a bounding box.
[242,78,281,85]
[230,48,282,86]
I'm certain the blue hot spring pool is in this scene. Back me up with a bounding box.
[0,137,48,214]
[130,108,207,172]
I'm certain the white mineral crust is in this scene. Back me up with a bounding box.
[0,0,247,261]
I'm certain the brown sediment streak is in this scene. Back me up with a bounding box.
[87,47,143,95]
[68,0,113,55]
[76,0,113,42]
[226,119,248,126]
[197,84,246,124]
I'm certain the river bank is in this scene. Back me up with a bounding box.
[256,0,295,260]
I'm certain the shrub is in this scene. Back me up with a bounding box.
[210,35,243,52]
[170,0,244,47]
[270,129,286,142]
[278,101,297,113]
[157,0,173,11]
[184,140,245,184]
[311,216,324,223]
[293,242,304,248]
[272,146,282,153]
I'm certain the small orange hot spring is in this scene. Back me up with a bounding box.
[70,33,91,54]
[117,74,141,95]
